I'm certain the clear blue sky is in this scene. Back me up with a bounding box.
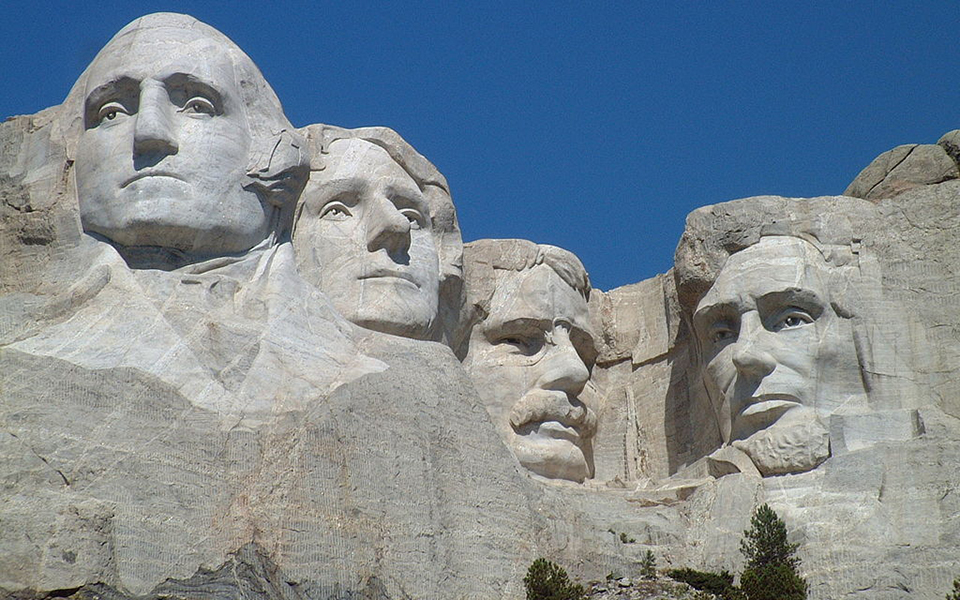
[3,1,958,291]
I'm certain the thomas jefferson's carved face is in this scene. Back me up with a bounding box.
[694,237,863,452]
[294,138,441,339]
[76,28,267,255]
[462,264,598,483]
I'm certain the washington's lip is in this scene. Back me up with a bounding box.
[121,171,185,188]
[358,269,420,288]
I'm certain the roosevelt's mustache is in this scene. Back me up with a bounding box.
[509,389,597,438]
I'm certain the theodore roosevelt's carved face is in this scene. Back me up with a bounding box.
[293,138,441,340]
[693,236,865,474]
[75,27,267,256]
[462,264,598,483]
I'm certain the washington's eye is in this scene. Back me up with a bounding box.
[399,208,425,230]
[319,201,352,220]
[181,96,216,116]
[773,309,813,331]
[96,102,129,124]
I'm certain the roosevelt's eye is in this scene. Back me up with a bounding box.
[319,201,352,221]
[181,96,217,116]
[772,309,813,331]
[399,208,425,230]
[496,333,545,356]
[96,101,130,125]
[712,327,735,344]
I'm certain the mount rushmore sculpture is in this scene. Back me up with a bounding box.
[3,12,960,600]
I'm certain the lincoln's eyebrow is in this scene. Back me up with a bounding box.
[756,288,826,317]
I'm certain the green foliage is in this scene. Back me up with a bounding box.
[946,577,960,600]
[667,568,743,599]
[740,504,800,571]
[738,505,807,600]
[619,532,636,544]
[524,558,586,600]
[640,549,657,580]
[739,564,808,600]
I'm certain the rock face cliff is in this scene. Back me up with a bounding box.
[3,12,960,600]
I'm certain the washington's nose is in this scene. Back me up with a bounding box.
[730,314,776,379]
[133,82,178,158]
[366,195,412,258]
[537,325,589,396]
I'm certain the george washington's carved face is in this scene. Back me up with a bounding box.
[76,27,268,256]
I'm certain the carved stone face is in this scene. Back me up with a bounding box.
[75,27,265,255]
[462,264,598,483]
[294,138,440,339]
[694,237,863,453]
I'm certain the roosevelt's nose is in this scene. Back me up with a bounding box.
[366,195,411,258]
[730,312,776,379]
[536,324,589,396]
[133,81,178,158]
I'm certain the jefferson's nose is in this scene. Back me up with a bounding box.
[730,313,776,379]
[133,81,178,158]
[536,324,589,396]
[366,195,411,258]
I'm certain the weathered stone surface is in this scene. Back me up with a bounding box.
[845,142,958,201]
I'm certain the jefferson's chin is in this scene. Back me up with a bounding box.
[732,414,830,476]
[513,434,590,483]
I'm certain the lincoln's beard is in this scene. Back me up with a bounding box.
[732,417,830,476]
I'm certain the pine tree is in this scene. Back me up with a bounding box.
[946,577,960,600]
[738,504,807,600]
[740,504,801,571]
[640,549,657,579]
[523,558,586,600]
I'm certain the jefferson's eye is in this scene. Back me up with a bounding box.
[773,310,813,331]
[320,201,352,220]
[96,102,129,124]
[399,208,425,230]
[181,96,216,116]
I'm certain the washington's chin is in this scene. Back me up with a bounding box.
[512,433,590,483]
[80,192,270,255]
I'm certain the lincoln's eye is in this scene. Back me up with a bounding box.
[773,309,814,331]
